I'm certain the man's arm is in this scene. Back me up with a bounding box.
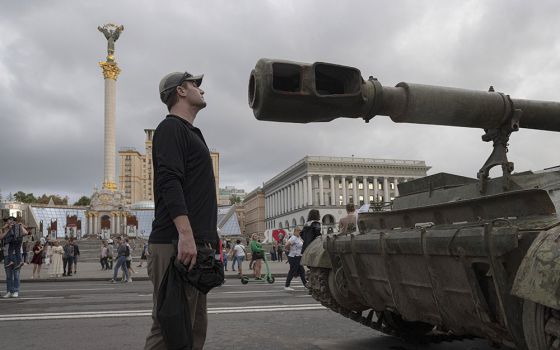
[20,224,29,235]
[173,215,197,271]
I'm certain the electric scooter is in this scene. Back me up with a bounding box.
[241,252,275,284]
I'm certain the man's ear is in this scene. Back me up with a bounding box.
[176,85,187,96]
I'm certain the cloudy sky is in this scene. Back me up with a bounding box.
[1,0,560,202]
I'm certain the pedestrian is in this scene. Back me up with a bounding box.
[271,240,278,261]
[284,227,307,291]
[107,239,114,269]
[44,241,52,266]
[110,236,129,283]
[22,240,29,264]
[144,69,219,350]
[100,241,108,270]
[338,203,358,234]
[230,243,238,272]
[301,209,322,254]
[31,241,44,279]
[250,234,264,280]
[137,241,148,267]
[62,239,74,276]
[1,218,26,298]
[222,240,230,271]
[72,238,80,274]
[277,235,284,262]
[232,239,246,277]
[124,237,135,281]
[1,216,29,271]
[48,241,64,278]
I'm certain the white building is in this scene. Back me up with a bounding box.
[263,156,430,233]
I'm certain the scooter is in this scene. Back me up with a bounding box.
[241,252,275,284]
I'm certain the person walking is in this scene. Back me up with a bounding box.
[284,227,307,291]
[137,241,148,268]
[301,209,322,254]
[31,241,44,279]
[144,69,219,350]
[48,241,64,278]
[124,237,135,282]
[110,236,129,283]
[232,239,246,277]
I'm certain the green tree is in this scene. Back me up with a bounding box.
[13,191,37,203]
[229,194,241,205]
[36,194,68,205]
[73,196,91,206]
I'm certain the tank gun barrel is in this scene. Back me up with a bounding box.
[248,58,560,132]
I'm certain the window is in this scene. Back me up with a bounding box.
[358,183,363,190]
[369,195,374,203]
[349,183,353,190]
[338,195,343,206]
[368,183,373,190]
[390,183,395,190]
[359,195,364,205]
[378,183,383,190]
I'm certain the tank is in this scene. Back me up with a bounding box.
[248,58,560,349]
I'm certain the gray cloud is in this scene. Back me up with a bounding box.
[1,0,560,202]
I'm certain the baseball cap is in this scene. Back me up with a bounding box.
[159,71,204,104]
[2,216,17,222]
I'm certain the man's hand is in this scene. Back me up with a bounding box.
[173,215,197,271]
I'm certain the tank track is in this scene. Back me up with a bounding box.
[307,267,476,345]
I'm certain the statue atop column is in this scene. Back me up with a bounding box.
[98,23,124,62]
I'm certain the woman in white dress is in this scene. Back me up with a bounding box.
[49,241,64,277]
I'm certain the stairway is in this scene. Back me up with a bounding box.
[74,237,146,262]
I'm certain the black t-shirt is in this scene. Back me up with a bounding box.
[149,115,218,244]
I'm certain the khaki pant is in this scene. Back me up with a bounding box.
[144,244,207,350]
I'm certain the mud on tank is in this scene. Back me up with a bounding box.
[249,58,560,349]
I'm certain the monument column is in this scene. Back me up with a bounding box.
[98,24,124,191]
[394,178,400,197]
[373,177,378,202]
[303,178,308,207]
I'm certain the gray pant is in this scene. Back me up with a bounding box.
[144,243,207,350]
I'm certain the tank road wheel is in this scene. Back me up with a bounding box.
[241,276,249,285]
[382,311,434,338]
[523,300,560,350]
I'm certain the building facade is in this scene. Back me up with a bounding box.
[263,156,431,233]
[243,187,265,238]
[218,186,247,206]
[119,130,220,205]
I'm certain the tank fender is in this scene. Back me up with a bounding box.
[511,225,560,309]
[302,236,332,268]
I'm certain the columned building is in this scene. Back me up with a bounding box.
[263,156,430,233]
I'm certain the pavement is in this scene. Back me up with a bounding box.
[0,258,291,283]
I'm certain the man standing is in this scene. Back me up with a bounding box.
[144,70,218,350]
[1,217,27,298]
[338,203,358,234]
[62,239,74,276]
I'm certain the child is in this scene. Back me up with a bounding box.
[1,217,29,270]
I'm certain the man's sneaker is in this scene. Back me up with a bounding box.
[283,286,295,291]
[2,292,12,298]
[11,292,18,298]
[126,277,132,283]
[110,279,116,284]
